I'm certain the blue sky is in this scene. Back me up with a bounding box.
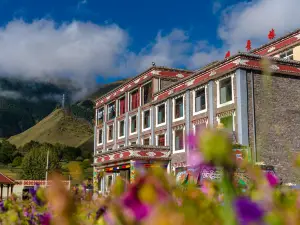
[0,0,299,97]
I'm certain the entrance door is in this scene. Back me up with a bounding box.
[120,169,130,183]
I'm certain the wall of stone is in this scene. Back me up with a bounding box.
[247,72,300,183]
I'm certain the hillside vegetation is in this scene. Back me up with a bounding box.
[8,109,93,149]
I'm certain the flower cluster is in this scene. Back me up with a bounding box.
[1,128,300,225]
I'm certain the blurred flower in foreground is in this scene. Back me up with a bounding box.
[95,206,107,221]
[39,212,51,225]
[266,172,279,188]
[234,196,264,225]
[186,132,204,168]
[199,129,233,167]
[121,175,168,221]
[0,200,7,212]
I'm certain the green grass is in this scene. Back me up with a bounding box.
[8,109,93,149]
[0,166,22,179]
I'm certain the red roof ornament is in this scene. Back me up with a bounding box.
[246,40,252,51]
[268,29,276,40]
[225,51,231,58]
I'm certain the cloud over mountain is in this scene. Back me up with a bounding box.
[0,0,299,99]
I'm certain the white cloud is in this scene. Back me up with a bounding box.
[0,88,22,99]
[218,0,300,52]
[0,19,128,99]
[124,29,192,72]
[0,0,300,100]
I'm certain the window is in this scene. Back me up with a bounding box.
[157,103,166,125]
[130,90,139,110]
[118,96,126,116]
[119,120,125,138]
[220,115,234,132]
[130,115,137,134]
[142,82,152,105]
[143,110,150,130]
[174,129,184,151]
[194,88,206,113]
[107,148,113,151]
[280,49,293,60]
[157,134,165,146]
[143,138,150,145]
[97,108,104,125]
[106,175,113,192]
[98,129,103,145]
[107,102,116,120]
[219,77,232,105]
[119,144,125,148]
[174,96,184,119]
[108,125,114,141]
[130,140,137,145]
[194,123,206,134]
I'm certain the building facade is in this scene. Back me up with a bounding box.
[93,29,300,193]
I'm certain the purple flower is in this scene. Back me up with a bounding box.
[234,197,264,225]
[266,172,279,188]
[186,133,198,149]
[96,206,107,220]
[0,201,6,212]
[188,149,204,167]
[39,213,51,225]
[122,187,150,221]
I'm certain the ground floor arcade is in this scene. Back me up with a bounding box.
[93,146,170,194]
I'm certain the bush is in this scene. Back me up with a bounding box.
[76,156,83,162]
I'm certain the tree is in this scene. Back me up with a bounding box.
[81,159,91,170]
[20,140,40,154]
[0,140,17,164]
[21,146,60,180]
[11,156,23,167]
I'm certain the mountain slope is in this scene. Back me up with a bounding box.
[8,109,93,148]
[0,77,126,138]
[0,77,67,138]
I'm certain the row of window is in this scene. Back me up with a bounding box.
[96,76,234,125]
[97,132,166,148]
[97,113,235,153]
[97,82,152,124]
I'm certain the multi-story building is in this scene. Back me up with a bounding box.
[93,29,300,193]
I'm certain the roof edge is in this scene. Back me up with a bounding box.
[251,28,300,53]
[154,52,300,96]
[94,66,193,104]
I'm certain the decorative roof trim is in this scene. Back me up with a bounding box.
[153,54,300,103]
[251,28,300,55]
[95,66,193,107]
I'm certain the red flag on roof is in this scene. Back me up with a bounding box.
[246,40,252,51]
[268,29,276,40]
[225,51,230,58]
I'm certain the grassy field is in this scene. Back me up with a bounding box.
[8,109,93,150]
[0,165,21,179]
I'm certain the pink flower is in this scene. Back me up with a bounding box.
[186,132,204,168]
[188,149,204,167]
[186,133,198,149]
[266,172,279,188]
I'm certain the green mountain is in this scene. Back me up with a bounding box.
[8,108,93,148]
[0,77,126,139]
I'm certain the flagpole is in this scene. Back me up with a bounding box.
[45,150,49,187]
